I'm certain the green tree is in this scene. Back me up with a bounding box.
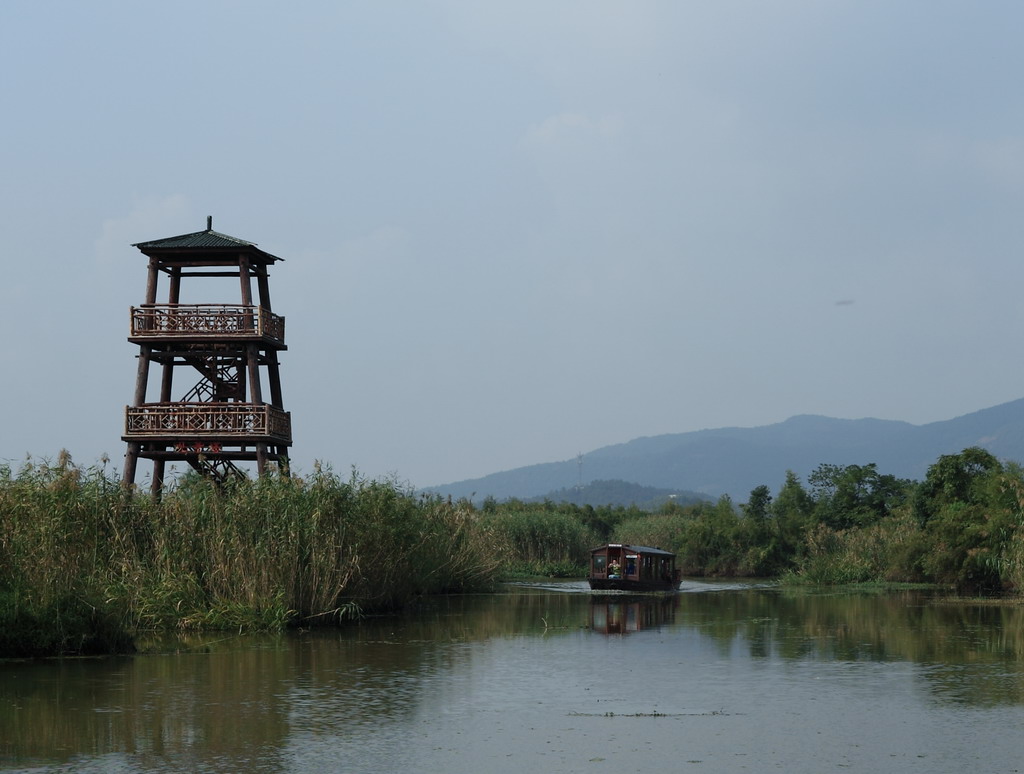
[673,497,740,575]
[913,447,1002,527]
[743,484,773,523]
[808,462,910,530]
[772,471,813,536]
[912,447,1016,592]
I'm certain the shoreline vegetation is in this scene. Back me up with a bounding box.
[0,455,500,658]
[3,446,1023,657]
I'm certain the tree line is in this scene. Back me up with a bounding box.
[479,447,1024,593]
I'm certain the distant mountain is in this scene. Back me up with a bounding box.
[427,398,1024,503]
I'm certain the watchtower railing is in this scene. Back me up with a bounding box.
[124,402,292,444]
[130,304,285,344]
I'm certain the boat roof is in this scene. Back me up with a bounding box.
[590,543,675,557]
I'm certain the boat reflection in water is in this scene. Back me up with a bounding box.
[588,594,679,635]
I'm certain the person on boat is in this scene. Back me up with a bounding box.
[608,560,621,578]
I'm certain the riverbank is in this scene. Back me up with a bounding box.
[0,456,501,657]
[5,446,1024,658]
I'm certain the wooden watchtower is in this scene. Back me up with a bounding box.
[122,217,292,494]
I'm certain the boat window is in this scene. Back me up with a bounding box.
[593,555,607,572]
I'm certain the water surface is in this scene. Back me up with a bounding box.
[3,581,1023,773]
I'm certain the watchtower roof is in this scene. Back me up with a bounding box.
[133,217,283,264]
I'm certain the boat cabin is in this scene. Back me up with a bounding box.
[589,544,680,592]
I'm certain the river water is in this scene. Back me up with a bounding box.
[2,580,1023,774]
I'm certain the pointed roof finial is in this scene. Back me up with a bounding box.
[207,215,213,231]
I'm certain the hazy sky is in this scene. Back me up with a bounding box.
[3,1,1024,489]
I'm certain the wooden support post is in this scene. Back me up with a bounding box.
[237,353,247,399]
[151,459,165,499]
[246,344,263,403]
[255,443,269,476]
[125,260,161,489]
[239,255,254,306]
[123,441,140,486]
[245,341,268,474]
[168,267,181,305]
[145,258,159,305]
[123,344,153,486]
[161,267,180,402]
[132,346,152,406]
[267,352,284,409]
[258,265,285,471]
[140,268,181,498]
[256,265,272,309]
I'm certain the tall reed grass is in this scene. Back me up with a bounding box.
[782,512,925,586]
[611,513,689,555]
[479,508,597,577]
[0,455,502,655]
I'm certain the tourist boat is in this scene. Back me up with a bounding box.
[588,543,681,592]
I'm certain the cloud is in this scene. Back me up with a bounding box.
[94,194,193,266]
